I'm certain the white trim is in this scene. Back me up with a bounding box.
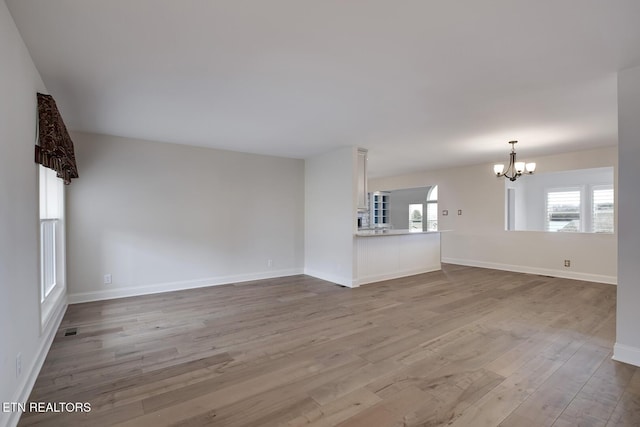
[8,297,67,427]
[303,268,355,288]
[613,343,640,368]
[40,283,65,333]
[67,268,304,304]
[441,257,617,285]
[355,265,441,286]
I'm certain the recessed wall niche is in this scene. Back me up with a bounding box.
[505,167,614,234]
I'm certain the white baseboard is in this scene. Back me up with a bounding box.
[303,268,355,288]
[355,265,441,286]
[613,343,640,368]
[441,257,617,285]
[67,268,304,304]
[7,296,67,427]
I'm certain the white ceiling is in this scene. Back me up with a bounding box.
[7,0,640,177]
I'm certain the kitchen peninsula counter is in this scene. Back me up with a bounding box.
[355,229,442,237]
[353,230,441,286]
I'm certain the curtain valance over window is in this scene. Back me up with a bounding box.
[35,93,78,184]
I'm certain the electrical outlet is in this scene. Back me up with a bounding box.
[16,353,22,378]
[267,259,273,268]
[104,274,112,284]
[458,209,463,215]
[564,260,571,268]
[442,210,449,216]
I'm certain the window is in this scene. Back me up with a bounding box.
[426,185,438,231]
[592,185,614,233]
[39,165,65,327]
[546,188,581,232]
[544,184,615,233]
[409,204,423,231]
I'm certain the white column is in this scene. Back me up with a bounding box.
[614,65,640,367]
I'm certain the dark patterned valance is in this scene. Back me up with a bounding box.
[35,93,78,184]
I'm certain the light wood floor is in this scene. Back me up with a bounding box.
[20,264,640,426]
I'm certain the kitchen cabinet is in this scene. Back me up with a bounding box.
[370,191,390,226]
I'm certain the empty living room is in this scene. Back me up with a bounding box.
[2,1,640,426]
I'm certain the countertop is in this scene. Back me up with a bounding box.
[355,229,442,237]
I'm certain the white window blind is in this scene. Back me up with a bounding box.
[592,186,614,233]
[546,189,581,232]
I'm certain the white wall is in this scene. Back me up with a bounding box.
[370,146,618,284]
[304,147,357,286]
[66,132,304,302]
[614,65,640,367]
[0,3,67,427]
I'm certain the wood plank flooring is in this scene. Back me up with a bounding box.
[19,264,640,426]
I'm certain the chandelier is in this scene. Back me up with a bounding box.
[493,140,536,181]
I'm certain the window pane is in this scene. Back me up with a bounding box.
[39,166,63,219]
[546,190,581,232]
[41,220,57,301]
[593,186,614,233]
[428,185,438,201]
[409,204,423,231]
[426,203,438,231]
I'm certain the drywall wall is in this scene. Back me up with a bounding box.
[304,147,357,286]
[370,146,618,284]
[0,3,67,427]
[66,132,304,302]
[614,66,640,367]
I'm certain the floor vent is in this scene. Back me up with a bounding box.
[64,328,77,337]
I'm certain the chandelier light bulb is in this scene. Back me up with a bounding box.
[494,164,504,175]
[515,162,525,173]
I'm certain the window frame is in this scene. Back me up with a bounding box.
[543,184,615,234]
[38,165,66,331]
[591,184,614,233]
[425,185,438,231]
[408,203,423,232]
[544,186,584,233]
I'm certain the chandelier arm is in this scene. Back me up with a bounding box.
[504,150,518,180]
